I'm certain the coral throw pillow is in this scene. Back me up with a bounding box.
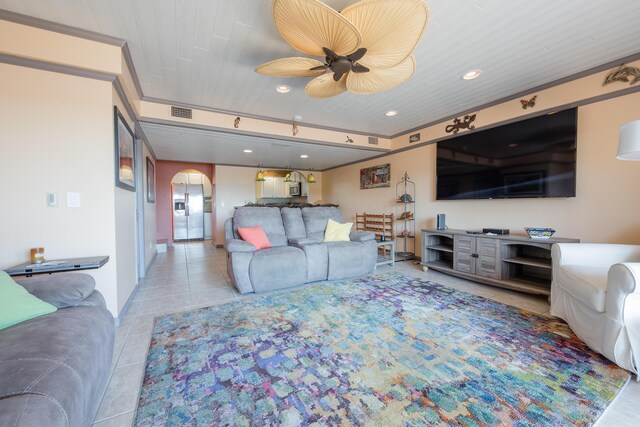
[238,226,272,250]
[324,219,353,242]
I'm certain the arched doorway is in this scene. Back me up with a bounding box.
[171,170,213,242]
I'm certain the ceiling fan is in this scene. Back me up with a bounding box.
[255,0,429,98]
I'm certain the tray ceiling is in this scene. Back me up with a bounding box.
[140,121,384,170]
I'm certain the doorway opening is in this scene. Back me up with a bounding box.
[171,170,213,243]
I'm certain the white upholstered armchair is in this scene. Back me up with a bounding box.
[551,243,640,375]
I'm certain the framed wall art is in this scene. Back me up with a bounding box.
[114,106,135,191]
[146,157,155,203]
[360,163,391,189]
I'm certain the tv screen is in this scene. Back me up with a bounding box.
[436,108,577,200]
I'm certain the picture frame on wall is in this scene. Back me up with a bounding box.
[146,156,155,203]
[360,163,391,189]
[114,106,135,191]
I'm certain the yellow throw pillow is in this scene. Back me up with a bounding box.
[324,218,353,242]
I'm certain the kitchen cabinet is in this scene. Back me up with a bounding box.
[256,177,288,198]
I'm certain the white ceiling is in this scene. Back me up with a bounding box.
[140,121,385,170]
[2,0,640,168]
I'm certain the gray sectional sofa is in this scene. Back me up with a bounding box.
[0,273,114,427]
[225,206,377,293]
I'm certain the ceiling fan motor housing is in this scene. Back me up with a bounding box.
[331,58,353,79]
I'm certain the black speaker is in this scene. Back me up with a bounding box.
[436,214,446,230]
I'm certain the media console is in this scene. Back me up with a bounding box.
[421,229,579,295]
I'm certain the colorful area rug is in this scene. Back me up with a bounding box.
[135,273,629,426]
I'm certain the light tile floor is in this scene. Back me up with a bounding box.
[93,242,640,426]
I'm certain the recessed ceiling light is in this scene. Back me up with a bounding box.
[300,154,309,158]
[462,70,482,80]
[243,149,253,153]
[385,110,398,117]
[276,85,290,93]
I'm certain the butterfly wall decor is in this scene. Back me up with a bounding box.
[520,95,537,109]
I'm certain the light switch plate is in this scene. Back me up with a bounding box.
[46,192,58,207]
[67,192,81,208]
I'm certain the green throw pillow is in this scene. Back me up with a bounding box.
[0,271,57,330]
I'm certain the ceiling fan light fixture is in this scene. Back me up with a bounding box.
[385,110,398,117]
[462,69,482,80]
[258,0,429,98]
[276,85,291,93]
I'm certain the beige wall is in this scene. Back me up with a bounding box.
[323,91,640,254]
[112,89,138,312]
[0,63,121,314]
[215,165,264,244]
[215,165,323,243]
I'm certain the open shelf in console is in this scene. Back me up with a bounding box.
[423,232,455,270]
[501,241,553,290]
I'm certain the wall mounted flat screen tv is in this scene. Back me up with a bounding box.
[436,108,577,200]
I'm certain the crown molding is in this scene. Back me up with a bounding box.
[0,9,124,46]
[141,97,389,140]
[138,117,388,154]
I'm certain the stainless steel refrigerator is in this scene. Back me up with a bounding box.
[172,184,204,241]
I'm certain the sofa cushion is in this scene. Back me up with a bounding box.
[324,219,353,242]
[281,207,307,239]
[0,272,57,330]
[556,265,608,312]
[238,225,272,250]
[289,237,323,246]
[302,207,343,241]
[225,239,257,253]
[326,241,372,281]
[15,273,96,309]
[0,296,114,427]
[249,246,307,292]
[233,207,287,247]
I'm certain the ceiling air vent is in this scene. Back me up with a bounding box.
[171,106,192,119]
[368,137,379,145]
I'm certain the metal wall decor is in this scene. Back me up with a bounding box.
[234,117,241,128]
[520,95,537,109]
[346,136,354,143]
[409,133,420,143]
[445,114,476,134]
[603,64,640,87]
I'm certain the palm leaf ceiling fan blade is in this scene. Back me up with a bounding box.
[341,0,429,69]
[255,57,327,77]
[346,55,415,94]
[305,73,348,98]
[259,0,429,97]
[272,0,362,56]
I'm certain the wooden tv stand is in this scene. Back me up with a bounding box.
[421,229,579,296]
